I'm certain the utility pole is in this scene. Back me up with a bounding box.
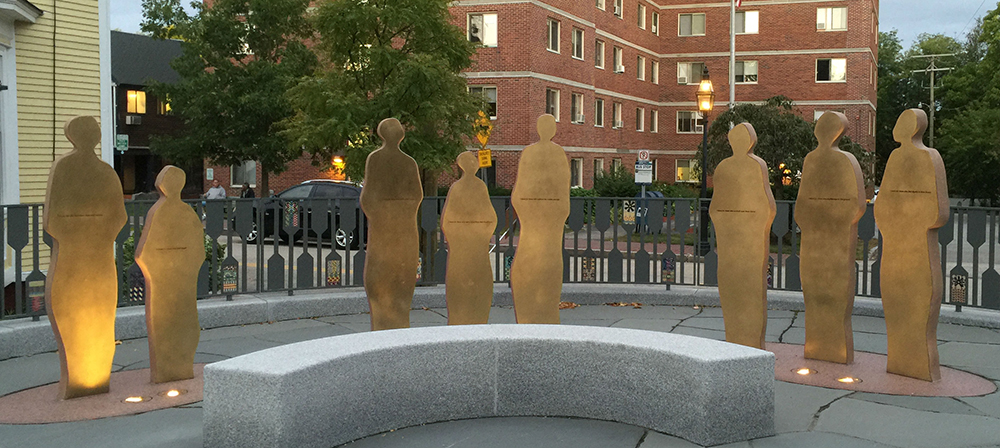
[910,54,955,147]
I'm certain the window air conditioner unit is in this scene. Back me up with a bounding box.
[575,114,585,122]
[615,66,625,73]
[817,21,825,30]
[678,76,687,84]
[695,124,704,132]
[126,115,142,125]
[614,5,622,16]
[614,120,624,128]
[652,24,658,34]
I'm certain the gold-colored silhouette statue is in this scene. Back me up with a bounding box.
[135,166,204,383]
[361,118,423,330]
[510,115,570,324]
[43,116,127,399]
[874,109,949,381]
[441,152,498,324]
[708,123,776,349]
[795,112,867,364]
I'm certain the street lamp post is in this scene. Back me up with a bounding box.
[696,66,715,256]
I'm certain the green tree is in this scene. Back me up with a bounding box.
[875,31,922,183]
[697,96,875,200]
[593,166,640,198]
[142,0,317,196]
[139,0,191,40]
[282,0,481,194]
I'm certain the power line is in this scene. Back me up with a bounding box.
[959,0,989,38]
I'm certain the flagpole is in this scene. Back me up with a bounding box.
[729,0,736,109]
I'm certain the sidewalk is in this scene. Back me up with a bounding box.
[2,298,1000,448]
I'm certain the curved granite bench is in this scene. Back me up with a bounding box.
[203,325,775,448]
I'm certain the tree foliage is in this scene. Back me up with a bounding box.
[142,0,317,196]
[281,0,481,194]
[697,96,875,200]
[140,0,191,40]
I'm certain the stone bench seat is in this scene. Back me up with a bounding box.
[203,324,775,448]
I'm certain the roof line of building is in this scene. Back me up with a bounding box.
[453,0,851,14]
[0,0,43,23]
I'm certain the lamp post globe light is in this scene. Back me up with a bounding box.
[696,66,714,255]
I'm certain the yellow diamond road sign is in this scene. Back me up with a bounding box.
[478,149,492,168]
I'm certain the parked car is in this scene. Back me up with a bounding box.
[235,180,366,248]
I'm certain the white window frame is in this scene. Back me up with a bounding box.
[636,107,645,132]
[546,88,561,121]
[547,18,560,53]
[676,159,698,183]
[650,110,658,133]
[676,111,704,134]
[612,158,623,171]
[638,3,646,29]
[231,160,257,188]
[651,60,659,84]
[613,46,624,73]
[612,102,623,129]
[652,159,659,181]
[468,85,498,119]
[595,98,605,127]
[678,13,706,37]
[571,93,585,124]
[637,55,646,80]
[651,12,659,35]
[595,40,605,69]
[572,28,585,59]
[735,11,759,35]
[614,0,623,19]
[735,60,758,84]
[677,62,705,85]
[594,158,605,180]
[816,58,847,83]
[596,0,606,11]
[571,158,584,188]
[817,7,847,31]
[467,13,498,47]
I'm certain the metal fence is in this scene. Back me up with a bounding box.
[2,197,997,321]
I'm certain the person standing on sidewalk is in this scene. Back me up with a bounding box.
[204,179,227,199]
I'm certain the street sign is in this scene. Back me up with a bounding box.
[635,161,653,184]
[115,134,129,154]
[637,149,650,161]
[478,149,492,168]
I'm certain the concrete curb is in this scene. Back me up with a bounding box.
[1,284,997,361]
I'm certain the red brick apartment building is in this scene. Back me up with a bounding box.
[207,0,877,196]
[454,0,878,190]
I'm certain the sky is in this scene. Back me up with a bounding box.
[109,0,995,48]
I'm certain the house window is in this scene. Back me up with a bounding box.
[637,56,646,80]
[636,107,645,131]
[651,61,659,84]
[231,160,257,187]
[595,40,605,68]
[678,13,706,36]
[677,62,705,85]
[613,46,624,73]
[735,11,759,34]
[651,12,659,34]
[594,158,604,180]
[546,88,560,121]
[571,158,584,187]
[735,61,758,83]
[652,159,659,181]
[817,7,847,31]
[676,159,697,182]
[468,86,498,119]
[637,3,646,29]
[572,28,584,59]
[614,0,623,18]
[157,95,171,115]
[127,90,146,114]
[612,158,623,171]
[816,58,847,82]
[571,93,585,124]
[547,18,560,52]
[468,13,498,47]
[650,110,658,133]
[612,102,622,128]
[595,98,605,127]
[677,111,704,134]
[596,0,605,10]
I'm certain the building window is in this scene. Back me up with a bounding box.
[127,90,146,114]
[677,111,704,133]
[572,28,584,59]
[468,86,498,119]
[650,110,658,133]
[651,61,659,84]
[594,158,604,180]
[595,98,605,127]
[636,107,645,131]
[231,160,257,187]
[547,18,560,53]
[595,40,605,68]
[596,0,605,11]
[817,7,847,31]
[468,13,498,47]
[651,12,659,35]
[612,102,622,128]
[571,158,584,188]
[157,95,171,115]
[546,88,560,121]
[676,159,697,182]
[816,58,847,82]
[652,159,659,181]
[678,13,706,36]
[637,3,646,29]
[614,0,623,18]
[735,61,758,83]
[677,62,705,85]
[612,158,623,171]
[571,93,585,124]
[735,11,759,34]
[613,46,624,73]
[637,56,646,80]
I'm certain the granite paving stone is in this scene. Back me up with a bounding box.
[559,304,701,320]
[669,326,727,341]
[314,313,373,325]
[849,392,987,416]
[741,431,899,448]
[198,319,332,342]
[610,318,682,332]
[0,352,60,396]
[936,323,1000,345]
[791,314,889,335]
[194,335,285,358]
[773,381,853,433]
[815,395,1000,448]
[249,322,356,344]
[939,342,1000,381]
[780,327,889,354]
[637,431,703,448]
[0,407,203,448]
[958,381,1000,419]
[559,319,619,327]
[695,307,797,319]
